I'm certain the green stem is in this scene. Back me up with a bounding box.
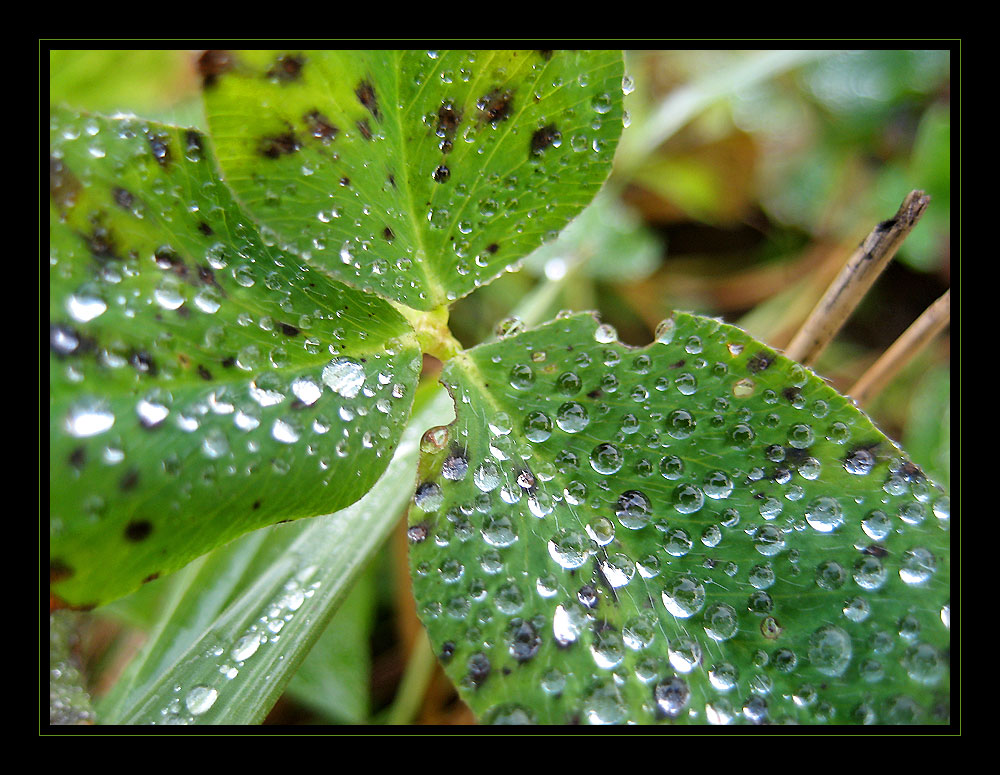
[383,630,437,725]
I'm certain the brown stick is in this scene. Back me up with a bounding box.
[849,289,951,406]
[784,190,931,366]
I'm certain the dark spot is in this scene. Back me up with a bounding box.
[863,544,889,558]
[259,131,301,159]
[68,447,86,469]
[154,248,188,279]
[747,349,776,374]
[197,50,233,88]
[440,641,455,662]
[478,88,513,124]
[340,176,351,187]
[383,226,395,242]
[899,460,926,482]
[782,386,801,402]
[147,133,172,166]
[432,164,450,183]
[304,109,338,143]
[185,128,203,154]
[537,49,554,60]
[486,242,499,254]
[467,653,491,688]
[252,499,262,510]
[875,217,897,232]
[355,80,380,120]
[129,350,157,376]
[436,101,461,139]
[124,520,153,542]
[267,53,305,82]
[387,173,396,188]
[356,119,373,141]
[50,559,74,583]
[586,388,603,399]
[668,359,686,369]
[221,356,236,368]
[142,573,160,584]
[50,156,81,211]
[112,186,135,211]
[279,322,300,337]
[502,666,512,676]
[578,584,599,608]
[197,364,213,380]
[197,221,213,236]
[84,225,118,261]
[530,124,560,156]
[119,468,140,492]
[407,523,429,544]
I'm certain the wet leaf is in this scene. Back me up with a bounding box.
[49,108,422,607]
[202,49,624,310]
[409,312,950,724]
[97,386,454,725]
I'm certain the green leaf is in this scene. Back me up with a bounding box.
[284,566,375,723]
[98,386,454,725]
[202,49,624,310]
[408,312,950,725]
[49,108,422,607]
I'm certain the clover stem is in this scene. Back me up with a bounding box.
[384,629,437,725]
[784,190,931,367]
[848,288,950,406]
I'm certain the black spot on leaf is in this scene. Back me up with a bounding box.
[432,164,450,183]
[267,53,305,81]
[355,80,380,120]
[50,156,81,211]
[279,322,300,337]
[147,133,172,166]
[467,653,491,688]
[50,559,74,583]
[436,101,461,139]
[129,349,157,376]
[68,447,86,469]
[486,242,499,254]
[383,226,395,242]
[537,49,554,60]
[356,119,373,141]
[197,221,213,236]
[197,50,233,88]
[747,349,776,374]
[119,468,140,492]
[530,124,560,156]
[112,186,135,211]
[304,109,338,143]
[259,132,302,159]
[124,520,153,542]
[477,88,513,124]
[142,573,160,584]
[197,364,213,380]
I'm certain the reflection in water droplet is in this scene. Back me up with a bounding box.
[322,358,365,398]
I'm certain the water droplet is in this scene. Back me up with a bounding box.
[807,624,853,677]
[805,497,844,533]
[615,489,651,529]
[555,401,590,433]
[65,399,115,437]
[322,358,365,398]
[703,603,739,641]
[184,685,218,716]
[590,443,623,475]
[661,574,705,618]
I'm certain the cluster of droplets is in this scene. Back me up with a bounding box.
[155,565,321,724]
[410,314,949,723]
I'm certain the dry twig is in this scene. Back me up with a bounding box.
[784,190,931,366]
